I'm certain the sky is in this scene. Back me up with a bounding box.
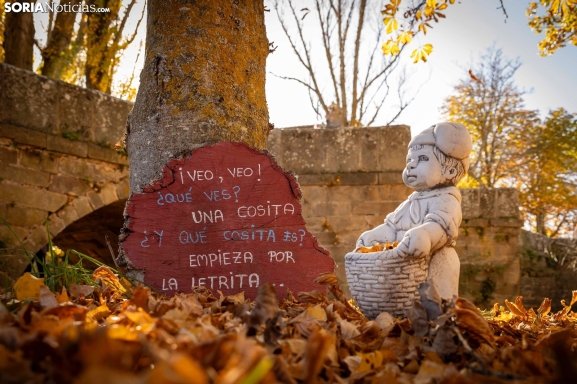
[33,0,577,137]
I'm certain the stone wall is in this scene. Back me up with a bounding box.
[0,63,131,279]
[267,127,524,303]
[518,231,577,311]
[1,63,532,306]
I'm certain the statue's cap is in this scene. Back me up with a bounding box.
[409,122,472,160]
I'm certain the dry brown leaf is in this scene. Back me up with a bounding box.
[39,286,58,309]
[69,283,95,298]
[56,287,70,303]
[92,266,125,292]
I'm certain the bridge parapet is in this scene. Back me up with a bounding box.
[0,63,131,280]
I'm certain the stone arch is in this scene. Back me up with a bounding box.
[21,177,129,256]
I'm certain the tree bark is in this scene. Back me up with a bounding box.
[3,0,36,70]
[41,0,82,79]
[126,0,270,193]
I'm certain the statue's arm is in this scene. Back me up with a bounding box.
[356,216,397,248]
[395,195,461,257]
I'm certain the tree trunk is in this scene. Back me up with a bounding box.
[536,212,546,235]
[126,0,270,193]
[41,0,82,79]
[3,0,36,70]
[85,0,122,92]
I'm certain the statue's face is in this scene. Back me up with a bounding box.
[402,147,451,191]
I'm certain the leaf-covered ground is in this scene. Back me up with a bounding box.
[1,268,576,383]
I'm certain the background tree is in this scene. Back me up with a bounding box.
[126,0,270,193]
[272,0,415,127]
[2,0,36,70]
[517,108,577,236]
[0,0,143,99]
[441,47,539,188]
[380,0,576,63]
[527,0,577,56]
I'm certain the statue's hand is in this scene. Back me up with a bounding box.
[396,227,431,258]
[356,230,378,248]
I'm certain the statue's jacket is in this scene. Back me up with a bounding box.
[384,185,462,297]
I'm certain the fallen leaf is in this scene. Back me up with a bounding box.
[39,286,58,309]
[13,273,45,301]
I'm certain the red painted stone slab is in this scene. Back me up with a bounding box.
[121,142,334,299]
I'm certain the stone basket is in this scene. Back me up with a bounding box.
[345,249,429,319]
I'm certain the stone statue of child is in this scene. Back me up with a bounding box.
[356,122,472,299]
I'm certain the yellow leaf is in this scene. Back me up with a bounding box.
[107,324,139,341]
[398,31,413,44]
[87,303,111,321]
[383,17,398,34]
[410,44,433,63]
[382,40,400,56]
[358,351,385,372]
[424,6,435,17]
[304,304,327,322]
[13,273,46,301]
[56,287,69,303]
[426,0,437,7]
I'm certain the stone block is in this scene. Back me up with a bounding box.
[490,218,524,228]
[48,214,66,237]
[301,201,315,218]
[57,82,95,141]
[352,201,398,216]
[301,185,327,204]
[389,184,412,201]
[378,171,403,185]
[495,189,519,218]
[325,245,352,264]
[58,157,126,183]
[72,196,94,218]
[460,189,481,219]
[0,64,58,133]
[87,191,105,210]
[266,128,282,160]
[115,178,130,200]
[88,144,129,165]
[0,183,68,212]
[297,174,335,186]
[337,173,378,185]
[327,128,363,173]
[314,231,337,248]
[22,225,49,253]
[46,135,88,157]
[19,148,59,173]
[0,124,47,148]
[378,125,411,171]
[337,230,362,247]
[366,214,386,228]
[49,175,91,196]
[479,189,497,219]
[359,128,380,172]
[366,185,391,201]
[0,203,6,218]
[278,128,328,173]
[0,224,29,248]
[100,183,119,205]
[304,217,326,233]
[327,186,366,202]
[312,202,351,216]
[92,92,132,146]
[5,206,48,227]
[57,204,80,226]
[323,215,368,233]
[0,165,51,187]
[0,146,17,165]
[461,218,489,227]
